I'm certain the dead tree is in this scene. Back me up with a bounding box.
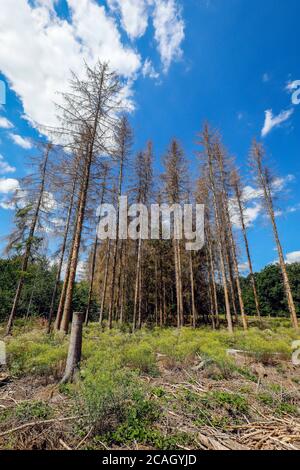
[250,140,298,329]
[199,125,233,333]
[189,251,197,328]
[108,116,133,329]
[231,169,261,317]
[85,163,109,325]
[6,144,52,336]
[133,142,153,331]
[214,141,247,330]
[47,169,78,333]
[99,239,111,325]
[56,62,121,334]
[163,139,187,328]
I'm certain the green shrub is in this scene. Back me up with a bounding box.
[122,342,158,376]
[15,401,53,421]
[202,391,249,415]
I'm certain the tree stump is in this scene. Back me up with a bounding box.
[61,312,83,384]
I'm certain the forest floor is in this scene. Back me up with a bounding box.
[0,318,300,451]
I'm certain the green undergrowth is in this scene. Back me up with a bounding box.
[3,319,299,378]
[1,318,299,449]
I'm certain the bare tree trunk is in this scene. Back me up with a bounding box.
[225,244,239,324]
[176,240,184,327]
[116,251,122,323]
[138,262,143,329]
[163,281,167,326]
[252,142,298,329]
[48,176,77,333]
[155,257,159,326]
[133,237,142,331]
[108,119,132,329]
[119,244,126,325]
[55,245,73,331]
[99,239,111,325]
[60,144,92,334]
[206,226,220,328]
[26,286,35,321]
[216,147,247,330]
[231,170,261,317]
[85,173,108,326]
[61,312,83,384]
[173,239,181,328]
[270,200,298,328]
[108,237,119,329]
[159,248,164,327]
[204,127,233,333]
[6,145,51,336]
[189,251,196,328]
[207,271,216,330]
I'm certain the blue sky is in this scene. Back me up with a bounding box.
[0,0,299,272]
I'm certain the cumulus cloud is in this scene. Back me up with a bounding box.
[0,155,16,174]
[107,0,185,73]
[286,251,300,264]
[0,116,13,129]
[230,175,296,229]
[261,108,294,137]
[107,0,149,39]
[152,0,185,73]
[230,199,262,229]
[0,178,20,194]
[0,0,185,132]
[0,0,141,129]
[9,134,32,149]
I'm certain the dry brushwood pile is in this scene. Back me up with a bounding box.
[0,322,299,451]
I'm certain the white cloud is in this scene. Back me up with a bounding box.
[9,134,32,149]
[152,0,185,73]
[286,80,300,92]
[107,0,185,72]
[238,262,249,274]
[243,203,263,227]
[0,116,13,129]
[0,155,16,174]
[272,174,295,192]
[261,108,294,137]
[262,73,270,83]
[0,0,185,130]
[107,0,149,39]
[0,0,141,129]
[142,58,159,79]
[0,178,20,194]
[0,200,15,210]
[231,175,296,228]
[229,197,263,229]
[286,251,300,264]
[243,185,263,202]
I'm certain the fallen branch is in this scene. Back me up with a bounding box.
[0,415,80,438]
[59,439,72,451]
